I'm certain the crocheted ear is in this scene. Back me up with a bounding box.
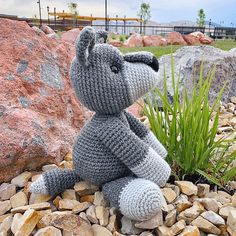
[75,27,95,66]
[95,30,108,44]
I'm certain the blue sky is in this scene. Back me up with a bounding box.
[0,0,235,26]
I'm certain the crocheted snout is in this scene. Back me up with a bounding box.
[148,56,159,72]
[124,51,159,72]
[124,56,159,104]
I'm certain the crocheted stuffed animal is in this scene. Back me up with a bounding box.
[30,27,171,221]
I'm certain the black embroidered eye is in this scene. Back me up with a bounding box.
[111,65,119,74]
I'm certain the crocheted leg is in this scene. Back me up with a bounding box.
[102,177,166,221]
[30,169,80,196]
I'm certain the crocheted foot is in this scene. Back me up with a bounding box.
[30,175,48,194]
[103,177,166,221]
[30,169,80,196]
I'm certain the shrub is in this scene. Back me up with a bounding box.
[119,35,125,42]
[143,56,236,187]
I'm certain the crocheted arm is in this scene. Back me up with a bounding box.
[124,111,167,159]
[98,118,171,187]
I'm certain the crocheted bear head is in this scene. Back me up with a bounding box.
[70,27,159,114]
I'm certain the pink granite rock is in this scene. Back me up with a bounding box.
[190,32,213,44]
[0,18,91,182]
[123,33,143,47]
[167,32,187,45]
[183,34,201,45]
[61,28,80,44]
[143,35,167,47]
[40,24,55,35]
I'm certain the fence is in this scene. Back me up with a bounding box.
[92,23,236,39]
[1,14,236,39]
[92,24,207,36]
[213,27,236,39]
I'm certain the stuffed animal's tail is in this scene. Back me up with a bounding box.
[30,169,80,196]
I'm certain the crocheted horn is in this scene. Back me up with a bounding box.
[75,26,95,66]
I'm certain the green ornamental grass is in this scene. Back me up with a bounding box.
[120,39,236,58]
[143,56,236,187]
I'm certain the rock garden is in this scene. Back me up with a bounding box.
[0,18,235,236]
[109,31,213,48]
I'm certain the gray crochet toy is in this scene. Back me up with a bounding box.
[30,26,171,221]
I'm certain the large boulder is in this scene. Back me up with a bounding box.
[32,26,45,36]
[167,32,187,45]
[40,24,55,35]
[155,46,236,105]
[199,36,213,44]
[123,33,143,47]
[143,35,167,46]
[190,32,213,45]
[183,34,201,45]
[190,31,205,38]
[61,28,81,44]
[0,18,91,182]
[230,47,236,54]
[108,39,124,47]
[47,33,60,39]
[39,25,58,39]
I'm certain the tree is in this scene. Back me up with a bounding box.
[137,2,151,35]
[197,9,205,27]
[68,2,78,27]
[68,2,78,15]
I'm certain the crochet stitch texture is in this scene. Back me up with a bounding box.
[30,26,171,221]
